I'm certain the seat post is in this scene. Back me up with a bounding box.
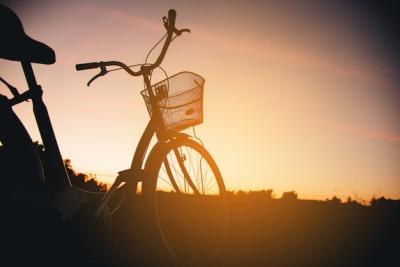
[21,61,71,191]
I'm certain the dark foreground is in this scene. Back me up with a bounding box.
[1,192,399,267]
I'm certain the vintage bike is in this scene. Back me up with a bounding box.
[0,4,226,265]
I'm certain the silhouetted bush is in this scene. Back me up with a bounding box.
[64,159,107,192]
[281,190,298,201]
[34,142,106,192]
[327,195,342,204]
[370,196,400,208]
[228,189,276,200]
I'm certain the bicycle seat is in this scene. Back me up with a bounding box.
[0,4,55,64]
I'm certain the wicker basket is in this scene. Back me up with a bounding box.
[141,72,205,131]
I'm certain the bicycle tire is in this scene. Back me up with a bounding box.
[143,137,227,264]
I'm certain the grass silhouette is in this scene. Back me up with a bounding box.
[1,159,399,267]
[2,184,399,267]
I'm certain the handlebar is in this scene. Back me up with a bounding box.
[76,9,189,86]
[76,62,100,71]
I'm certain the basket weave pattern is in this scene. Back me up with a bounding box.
[141,72,205,131]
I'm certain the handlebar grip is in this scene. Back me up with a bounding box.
[76,62,100,71]
[168,9,176,27]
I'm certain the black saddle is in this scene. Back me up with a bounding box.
[0,4,55,64]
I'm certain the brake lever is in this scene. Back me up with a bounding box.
[163,13,191,36]
[174,28,191,36]
[163,16,169,30]
[87,65,107,86]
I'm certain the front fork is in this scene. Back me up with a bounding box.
[94,168,139,218]
[95,131,194,217]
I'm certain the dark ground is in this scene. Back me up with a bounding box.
[1,192,399,267]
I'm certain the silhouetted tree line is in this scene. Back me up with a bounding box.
[64,159,107,192]
[14,146,397,267]
[227,189,399,207]
[34,142,106,192]
[33,141,397,204]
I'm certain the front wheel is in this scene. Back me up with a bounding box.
[143,137,227,264]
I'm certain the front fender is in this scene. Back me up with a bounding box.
[158,130,191,144]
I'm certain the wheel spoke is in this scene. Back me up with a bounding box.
[186,146,199,192]
[204,166,214,194]
[173,147,200,195]
[200,156,205,194]
[163,159,181,192]
[205,176,217,193]
[159,175,173,188]
[167,153,184,189]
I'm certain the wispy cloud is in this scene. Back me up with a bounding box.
[335,123,400,144]
[70,3,161,32]
[193,28,398,89]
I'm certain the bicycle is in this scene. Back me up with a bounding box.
[0,5,226,265]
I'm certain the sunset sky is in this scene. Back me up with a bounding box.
[1,0,399,201]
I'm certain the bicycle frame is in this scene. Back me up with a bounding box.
[94,70,191,215]
[21,61,72,191]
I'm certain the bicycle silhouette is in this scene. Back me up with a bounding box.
[0,4,226,265]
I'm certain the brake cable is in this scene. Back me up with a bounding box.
[0,76,20,98]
